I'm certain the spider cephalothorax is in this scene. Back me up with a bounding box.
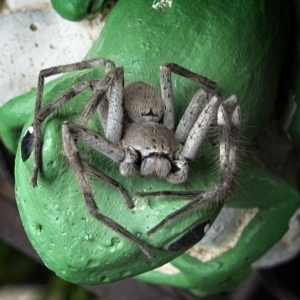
[121,121,184,181]
[21,58,241,258]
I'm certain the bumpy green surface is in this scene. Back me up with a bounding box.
[137,160,299,296]
[0,0,298,293]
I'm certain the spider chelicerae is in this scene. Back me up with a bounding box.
[21,58,241,258]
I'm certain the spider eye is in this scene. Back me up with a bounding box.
[168,220,209,251]
[21,125,34,162]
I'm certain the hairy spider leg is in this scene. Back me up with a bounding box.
[159,63,217,132]
[62,121,141,207]
[31,58,117,186]
[62,122,155,259]
[77,89,107,126]
[164,94,220,184]
[180,95,220,160]
[137,98,242,235]
[105,66,124,143]
[136,94,221,194]
[226,96,242,183]
[175,89,210,144]
[30,58,155,257]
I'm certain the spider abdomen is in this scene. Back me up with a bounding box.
[124,81,163,123]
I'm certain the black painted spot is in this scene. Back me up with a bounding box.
[21,126,34,162]
[168,220,209,251]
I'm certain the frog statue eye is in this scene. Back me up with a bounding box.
[168,220,209,251]
[21,125,34,162]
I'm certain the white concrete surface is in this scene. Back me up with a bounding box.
[0,0,104,105]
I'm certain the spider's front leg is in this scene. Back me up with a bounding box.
[136,92,220,188]
[148,63,218,185]
[159,63,217,131]
[140,96,242,235]
[166,89,220,184]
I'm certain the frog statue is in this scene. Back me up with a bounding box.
[0,0,299,297]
